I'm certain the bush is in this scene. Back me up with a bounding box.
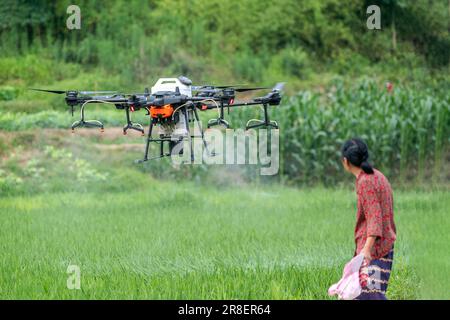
[1,145,110,196]
[0,55,53,85]
[278,47,312,79]
[232,50,265,83]
[0,86,19,101]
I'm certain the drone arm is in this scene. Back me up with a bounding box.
[198,100,267,110]
[70,97,130,105]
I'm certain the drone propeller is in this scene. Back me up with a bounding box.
[30,88,67,94]
[213,85,247,89]
[272,82,286,92]
[234,87,269,92]
[193,84,244,90]
[79,91,117,95]
[193,86,269,93]
[30,88,117,95]
[251,82,285,106]
[119,92,153,97]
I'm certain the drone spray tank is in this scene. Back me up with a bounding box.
[150,77,192,97]
[150,77,193,138]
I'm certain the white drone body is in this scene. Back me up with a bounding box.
[151,77,194,137]
[151,77,192,97]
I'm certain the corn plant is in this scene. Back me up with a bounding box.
[229,79,449,185]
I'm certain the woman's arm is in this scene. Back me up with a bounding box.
[360,178,382,261]
[361,236,376,261]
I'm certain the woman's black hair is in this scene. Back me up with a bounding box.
[341,138,374,174]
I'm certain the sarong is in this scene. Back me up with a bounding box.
[355,248,394,300]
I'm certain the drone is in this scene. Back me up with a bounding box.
[32,76,284,162]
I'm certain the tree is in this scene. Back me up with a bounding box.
[380,0,407,52]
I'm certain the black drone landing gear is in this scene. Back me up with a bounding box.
[71,102,104,132]
[71,120,104,133]
[245,103,278,130]
[192,106,217,159]
[134,117,175,164]
[71,120,104,130]
[136,106,214,164]
[207,118,230,129]
[207,101,230,129]
[123,107,144,136]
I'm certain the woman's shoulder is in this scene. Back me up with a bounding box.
[363,169,393,195]
[373,168,391,184]
[357,169,388,189]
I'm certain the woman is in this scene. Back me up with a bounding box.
[341,138,397,300]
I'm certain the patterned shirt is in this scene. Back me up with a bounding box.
[354,169,396,260]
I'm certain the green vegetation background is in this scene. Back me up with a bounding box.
[0,0,449,299]
[0,0,449,186]
[1,0,449,85]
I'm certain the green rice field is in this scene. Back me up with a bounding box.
[1,178,448,299]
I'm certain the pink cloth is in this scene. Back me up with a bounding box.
[328,254,364,300]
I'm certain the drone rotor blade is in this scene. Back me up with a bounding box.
[29,88,67,94]
[119,93,148,96]
[30,88,119,95]
[193,85,268,93]
[79,91,118,95]
[194,89,219,93]
[273,82,286,92]
[192,84,247,90]
[215,84,247,89]
[192,86,217,91]
[235,87,270,92]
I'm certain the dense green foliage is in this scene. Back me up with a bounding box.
[0,0,448,199]
[1,78,449,186]
[0,0,448,87]
[0,1,448,187]
[230,78,450,185]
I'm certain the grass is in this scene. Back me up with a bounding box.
[0,124,448,300]
[1,176,448,299]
